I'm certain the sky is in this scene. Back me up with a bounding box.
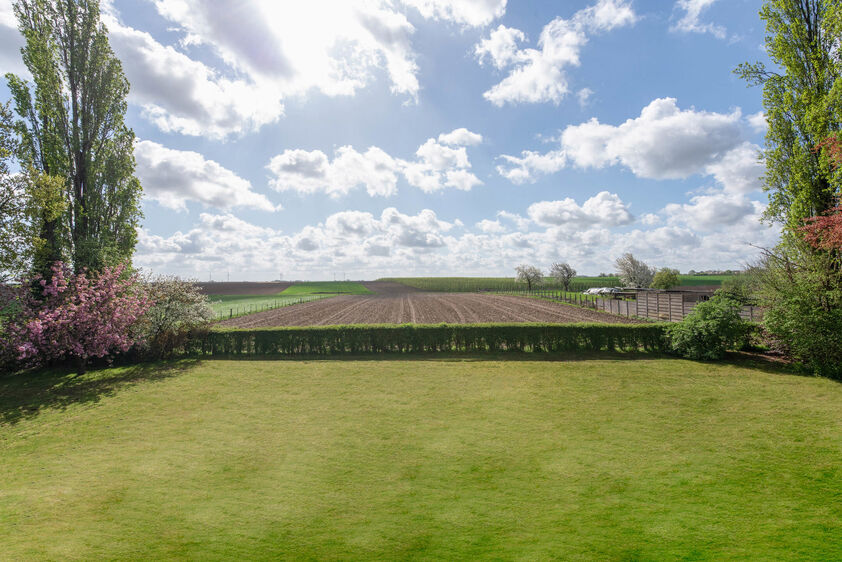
[0,0,777,281]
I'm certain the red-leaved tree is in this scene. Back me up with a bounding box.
[801,136,842,250]
[4,262,151,374]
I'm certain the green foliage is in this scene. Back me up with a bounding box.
[736,0,841,227]
[758,241,842,378]
[651,268,680,289]
[667,293,749,360]
[138,275,215,359]
[6,0,142,274]
[719,271,762,305]
[181,323,669,357]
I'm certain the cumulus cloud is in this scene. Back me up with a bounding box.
[497,98,763,190]
[705,142,764,194]
[561,97,743,179]
[664,192,763,231]
[267,129,483,197]
[496,149,566,184]
[135,140,277,211]
[136,207,460,278]
[527,191,633,228]
[0,2,26,76]
[438,128,483,146]
[671,0,726,40]
[267,146,400,198]
[136,194,778,279]
[474,0,636,106]
[78,0,503,137]
[475,219,506,233]
[401,0,507,27]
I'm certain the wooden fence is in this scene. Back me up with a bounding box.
[495,289,762,323]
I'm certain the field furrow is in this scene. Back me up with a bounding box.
[217,286,643,328]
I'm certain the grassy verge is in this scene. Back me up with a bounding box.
[1,358,840,559]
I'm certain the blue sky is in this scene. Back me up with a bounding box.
[0,0,777,280]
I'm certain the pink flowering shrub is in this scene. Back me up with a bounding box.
[4,262,151,373]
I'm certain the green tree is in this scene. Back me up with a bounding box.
[650,267,680,290]
[736,0,841,229]
[6,0,142,275]
[549,262,576,291]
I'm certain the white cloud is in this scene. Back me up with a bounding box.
[475,219,506,233]
[401,0,507,27]
[577,87,594,108]
[664,192,762,231]
[705,142,764,194]
[438,127,483,146]
[475,0,636,106]
[0,2,26,76]
[136,195,779,279]
[135,140,277,211]
[561,97,743,179]
[747,111,767,134]
[497,98,759,188]
[106,19,286,139]
[267,146,401,198]
[527,191,633,228]
[268,130,483,197]
[671,0,726,40]
[496,149,566,184]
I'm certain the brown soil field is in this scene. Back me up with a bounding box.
[195,281,292,296]
[217,292,642,328]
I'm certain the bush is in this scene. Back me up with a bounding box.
[138,275,214,359]
[758,244,842,378]
[2,262,150,374]
[666,293,748,360]
[651,268,680,289]
[178,323,669,357]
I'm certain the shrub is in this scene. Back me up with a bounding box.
[666,293,747,360]
[179,323,669,357]
[138,275,214,359]
[2,262,150,374]
[758,243,842,378]
[651,268,680,289]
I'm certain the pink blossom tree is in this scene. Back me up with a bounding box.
[5,262,151,374]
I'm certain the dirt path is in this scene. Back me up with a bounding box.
[217,292,643,328]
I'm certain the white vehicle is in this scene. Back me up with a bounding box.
[583,287,622,295]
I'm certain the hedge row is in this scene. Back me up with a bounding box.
[179,323,669,357]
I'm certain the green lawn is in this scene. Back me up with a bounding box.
[2,357,841,559]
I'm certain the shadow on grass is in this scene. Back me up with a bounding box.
[195,350,804,377]
[0,360,200,426]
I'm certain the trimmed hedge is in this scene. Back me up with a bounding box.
[180,323,669,357]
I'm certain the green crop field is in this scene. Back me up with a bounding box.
[207,282,371,319]
[280,281,372,296]
[2,358,841,559]
[382,275,737,292]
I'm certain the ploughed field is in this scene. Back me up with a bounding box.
[217,282,641,328]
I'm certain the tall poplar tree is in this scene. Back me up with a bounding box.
[6,0,142,275]
[736,0,841,230]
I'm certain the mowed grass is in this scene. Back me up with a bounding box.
[207,282,371,318]
[2,358,841,559]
